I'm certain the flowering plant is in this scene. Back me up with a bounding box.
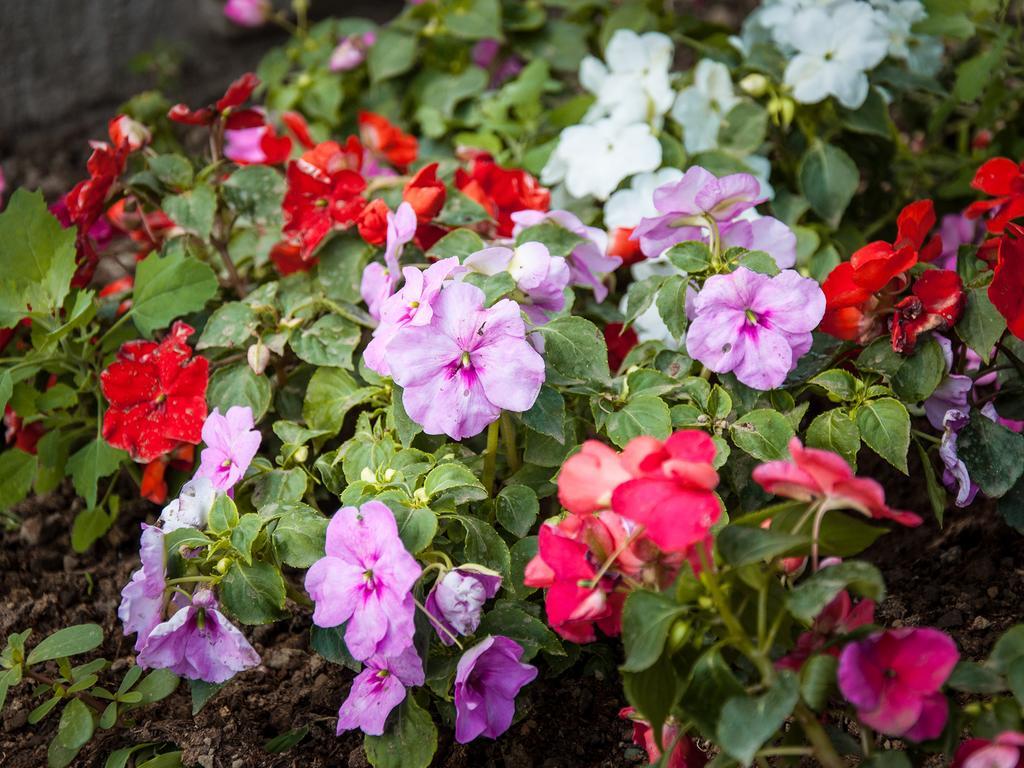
[3,0,1024,765]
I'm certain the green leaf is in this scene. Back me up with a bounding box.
[537,317,610,383]
[55,698,94,750]
[453,514,511,583]
[605,396,671,449]
[916,438,947,525]
[717,525,807,567]
[855,398,910,474]
[219,560,287,625]
[131,247,218,337]
[207,493,239,533]
[71,505,117,553]
[230,513,263,564]
[290,314,361,369]
[806,409,860,468]
[196,302,257,350]
[800,654,838,711]
[0,448,37,511]
[656,274,689,341]
[67,439,127,510]
[729,409,795,461]
[953,33,1007,102]
[424,463,487,503]
[666,241,712,274]
[678,648,744,740]
[623,276,664,327]
[717,671,799,766]
[310,625,360,671]
[809,369,859,401]
[148,154,194,189]
[390,386,422,448]
[856,337,905,378]
[427,228,486,261]
[620,591,686,673]
[443,0,502,40]
[799,141,859,228]
[0,189,77,325]
[207,363,273,421]
[190,679,224,715]
[367,29,417,82]
[892,336,945,402]
[622,653,678,749]
[719,101,768,153]
[957,287,1006,363]
[272,505,328,568]
[515,220,585,259]
[519,385,565,443]
[839,88,892,138]
[392,506,437,554]
[947,661,1006,694]
[958,411,1024,497]
[303,367,377,434]
[131,669,180,704]
[0,369,12,415]
[477,602,564,662]
[27,624,103,665]
[787,561,886,623]
[363,696,437,768]
[495,485,539,537]
[162,185,216,239]
[223,165,284,223]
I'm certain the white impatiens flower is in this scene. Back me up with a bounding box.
[783,2,889,109]
[542,119,661,201]
[579,29,675,126]
[870,0,943,76]
[604,168,685,231]
[757,0,846,50]
[671,60,740,155]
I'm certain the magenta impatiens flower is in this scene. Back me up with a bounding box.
[194,406,261,492]
[304,501,421,660]
[118,524,166,652]
[425,566,502,645]
[364,257,464,377]
[385,281,545,440]
[454,636,538,743]
[686,268,825,390]
[337,644,425,736]
[838,627,959,741]
[137,588,260,683]
[633,166,765,257]
[223,0,269,27]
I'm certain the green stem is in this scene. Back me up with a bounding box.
[794,703,845,768]
[482,419,500,495]
[164,575,216,586]
[98,312,132,347]
[500,412,521,473]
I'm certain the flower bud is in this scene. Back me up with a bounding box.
[247,342,270,375]
[215,557,231,574]
[739,73,769,97]
[424,566,502,645]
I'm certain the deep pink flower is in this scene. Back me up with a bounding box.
[304,501,421,660]
[385,282,545,440]
[953,732,1024,768]
[336,644,424,736]
[838,627,958,740]
[610,431,721,555]
[194,406,261,492]
[223,0,269,27]
[777,586,876,671]
[118,524,166,652]
[686,268,825,391]
[425,566,502,645]
[620,708,708,768]
[753,438,922,526]
[137,588,260,683]
[363,257,464,376]
[454,636,537,743]
[557,440,634,516]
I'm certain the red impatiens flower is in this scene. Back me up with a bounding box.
[990,223,1024,340]
[282,140,367,258]
[777,586,876,671]
[454,151,550,237]
[140,444,195,504]
[890,268,965,353]
[619,708,708,768]
[100,321,209,463]
[611,430,721,554]
[604,322,638,372]
[4,406,45,455]
[358,111,418,170]
[607,227,645,268]
[168,72,264,129]
[752,438,921,526]
[269,241,310,276]
[965,157,1024,234]
[402,163,446,222]
[106,198,180,260]
[557,439,635,517]
[356,198,390,246]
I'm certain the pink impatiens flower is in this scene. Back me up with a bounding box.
[223,0,269,27]
[464,242,570,324]
[454,636,537,743]
[686,268,825,390]
[305,501,421,661]
[118,524,166,652]
[360,202,418,319]
[838,627,959,741]
[363,257,464,377]
[753,438,922,527]
[557,439,634,516]
[329,31,377,72]
[137,588,260,683]
[953,732,1024,768]
[385,281,545,440]
[336,644,425,736]
[194,406,261,492]
[425,566,502,645]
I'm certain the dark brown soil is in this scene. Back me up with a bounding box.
[0,487,642,768]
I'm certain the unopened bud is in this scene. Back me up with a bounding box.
[383,468,396,482]
[739,73,769,97]
[215,558,231,574]
[291,445,309,464]
[247,342,270,375]
[360,467,376,484]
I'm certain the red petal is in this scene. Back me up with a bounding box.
[895,199,935,251]
[991,232,1024,339]
[216,72,260,111]
[971,157,1022,196]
